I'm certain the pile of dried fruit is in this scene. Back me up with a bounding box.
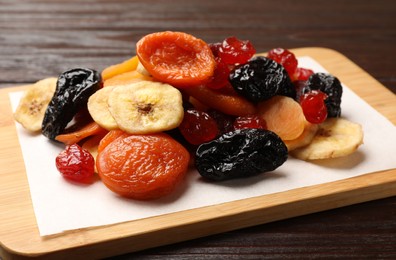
[13,31,363,200]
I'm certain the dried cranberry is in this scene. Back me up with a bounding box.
[233,115,267,130]
[295,67,314,81]
[300,90,328,124]
[55,144,95,183]
[267,48,298,80]
[218,36,256,65]
[209,42,222,58]
[206,57,231,89]
[303,73,343,117]
[179,109,219,145]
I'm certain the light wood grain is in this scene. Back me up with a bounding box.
[0,48,395,260]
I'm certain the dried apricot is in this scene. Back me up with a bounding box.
[101,56,139,81]
[96,132,190,200]
[136,31,216,88]
[103,70,152,87]
[183,85,257,116]
[55,121,108,145]
[257,95,305,141]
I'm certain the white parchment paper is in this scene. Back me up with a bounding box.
[8,57,396,236]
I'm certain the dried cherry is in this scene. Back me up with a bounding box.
[303,73,343,117]
[217,36,256,65]
[195,129,288,181]
[233,115,267,130]
[267,48,298,79]
[56,143,95,182]
[179,109,219,145]
[229,56,295,103]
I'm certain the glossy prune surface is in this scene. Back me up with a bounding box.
[229,56,295,103]
[42,68,101,140]
[195,128,288,181]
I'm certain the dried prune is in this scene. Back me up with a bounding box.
[302,73,343,117]
[229,56,295,103]
[42,68,101,140]
[195,128,288,181]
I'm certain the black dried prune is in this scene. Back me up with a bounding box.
[229,56,295,103]
[303,73,343,117]
[195,128,288,181]
[42,68,101,140]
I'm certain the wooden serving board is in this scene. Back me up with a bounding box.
[1,48,395,259]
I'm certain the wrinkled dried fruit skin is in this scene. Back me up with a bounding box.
[42,68,101,140]
[229,56,295,103]
[195,128,288,181]
[303,73,343,117]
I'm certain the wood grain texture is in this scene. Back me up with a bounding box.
[1,48,395,259]
[0,0,395,259]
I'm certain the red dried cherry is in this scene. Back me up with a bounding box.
[206,57,231,89]
[267,48,298,80]
[56,143,95,183]
[233,115,267,130]
[295,67,314,81]
[300,90,328,124]
[179,109,219,145]
[218,36,256,65]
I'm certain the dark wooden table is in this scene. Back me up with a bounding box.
[1,0,395,259]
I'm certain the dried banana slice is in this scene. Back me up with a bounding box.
[108,81,184,134]
[87,85,118,130]
[14,77,57,132]
[291,118,363,160]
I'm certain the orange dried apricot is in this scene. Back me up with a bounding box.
[101,56,139,81]
[55,121,108,145]
[136,31,216,88]
[257,95,306,141]
[183,85,257,116]
[103,70,153,87]
[96,132,190,200]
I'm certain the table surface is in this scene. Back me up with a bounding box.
[1,0,395,259]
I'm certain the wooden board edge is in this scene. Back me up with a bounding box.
[1,47,396,259]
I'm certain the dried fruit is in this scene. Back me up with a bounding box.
[42,68,102,140]
[294,67,314,81]
[257,95,306,141]
[182,85,257,116]
[101,56,139,81]
[217,36,256,65]
[229,56,295,103]
[87,85,119,130]
[267,48,298,79]
[56,143,95,182]
[233,115,267,130]
[205,57,231,90]
[195,128,288,181]
[96,131,190,200]
[291,118,363,160]
[303,73,343,117]
[14,77,58,132]
[55,121,107,145]
[179,109,219,145]
[284,121,319,151]
[103,70,153,87]
[107,81,184,134]
[300,90,328,124]
[136,31,216,87]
